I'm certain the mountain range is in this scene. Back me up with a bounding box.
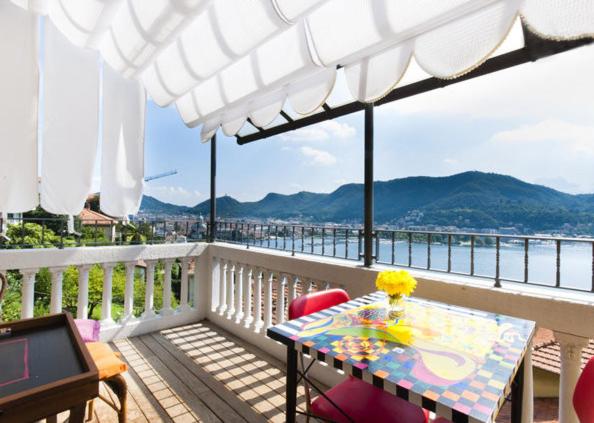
[140,171,594,233]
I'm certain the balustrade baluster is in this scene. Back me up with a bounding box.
[253,269,263,332]
[264,271,273,330]
[276,274,286,324]
[243,267,254,328]
[20,268,38,319]
[235,264,244,323]
[101,262,117,325]
[161,259,174,316]
[77,265,91,319]
[226,263,236,319]
[218,259,227,315]
[179,258,191,311]
[288,275,297,311]
[49,267,66,314]
[142,260,157,318]
[123,262,136,319]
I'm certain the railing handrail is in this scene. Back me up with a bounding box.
[215,219,594,243]
[213,220,594,293]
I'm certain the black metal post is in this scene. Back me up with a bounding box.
[285,346,298,423]
[363,103,374,267]
[511,359,525,423]
[209,134,216,243]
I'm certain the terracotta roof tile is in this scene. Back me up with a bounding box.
[532,328,593,374]
[78,208,116,226]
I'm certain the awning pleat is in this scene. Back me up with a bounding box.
[414,0,521,79]
[40,20,100,216]
[100,64,146,218]
[521,0,594,40]
[0,2,39,213]
[344,42,412,103]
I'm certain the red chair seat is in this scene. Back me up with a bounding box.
[574,356,594,423]
[311,376,428,423]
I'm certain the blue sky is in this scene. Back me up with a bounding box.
[140,43,594,206]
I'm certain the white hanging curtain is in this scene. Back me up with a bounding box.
[40,19,100,216]
[100,64,146,218]
[0,2,39,213]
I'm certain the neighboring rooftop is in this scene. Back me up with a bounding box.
[79,208,116,226]
[532,328,593,375]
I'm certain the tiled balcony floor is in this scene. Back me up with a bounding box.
[59,321,559,423]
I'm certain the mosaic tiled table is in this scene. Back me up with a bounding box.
[267,292,535,423]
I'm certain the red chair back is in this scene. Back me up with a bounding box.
[574,356,594,423]
[289,289,350,320]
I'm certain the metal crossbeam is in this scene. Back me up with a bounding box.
[236,33,593,145]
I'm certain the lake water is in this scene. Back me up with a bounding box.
[243,235,593,292]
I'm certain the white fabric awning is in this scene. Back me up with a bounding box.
[12,0,594,142]
[1,0,593,216]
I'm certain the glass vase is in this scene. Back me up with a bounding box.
[387,294,405,319]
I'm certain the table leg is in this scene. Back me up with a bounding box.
[68,402,87,423]
[286,346,298,423]
[511,359,525,423]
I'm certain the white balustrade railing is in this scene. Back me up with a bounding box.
[207,242,594,423]
[2,240,594,423]
[0,243,208,340]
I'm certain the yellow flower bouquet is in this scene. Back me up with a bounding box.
[375,270,417,318]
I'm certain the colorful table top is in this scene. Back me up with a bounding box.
[268,292,535,423]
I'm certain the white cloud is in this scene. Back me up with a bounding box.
[281,120,356,142]
[300,146,337,166]
[534,177,580,193]
[143,185,203,206]
[443,158,459,165]
[491,119,594,155]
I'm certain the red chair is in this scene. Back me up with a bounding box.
[290,289,428,423]
[574,356,594,423]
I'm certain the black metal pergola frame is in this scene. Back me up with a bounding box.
[208,26,594,267]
